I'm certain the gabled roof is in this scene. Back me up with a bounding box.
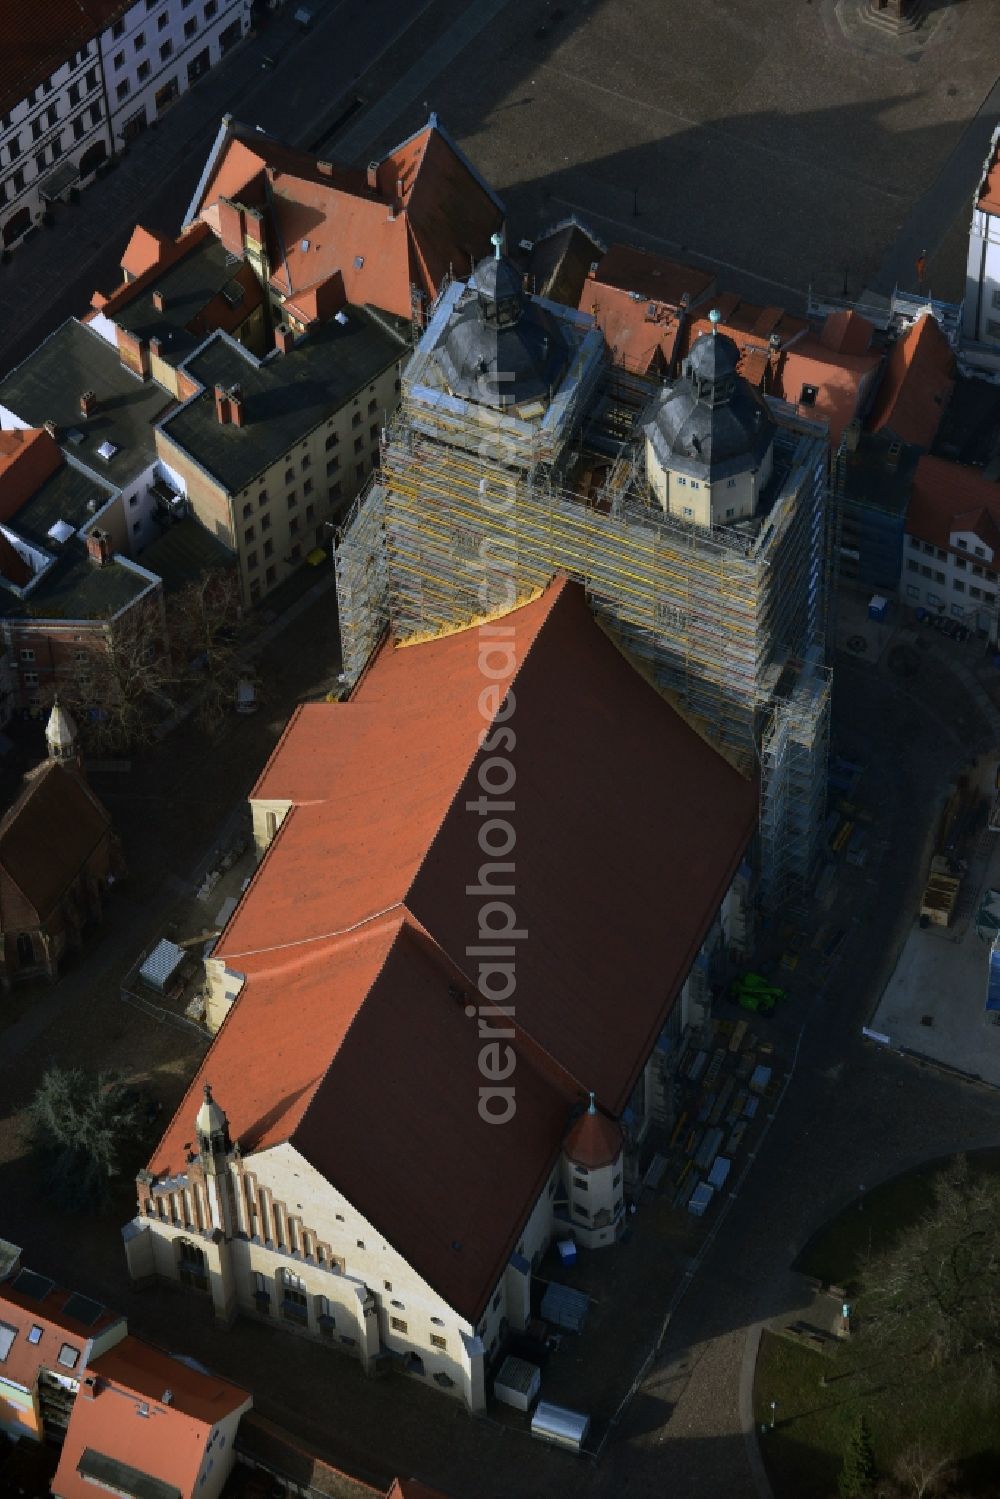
[564,1107,623,1169]
[975,125,1000,216]
[906,455,1000,554]
[186,117,503,322]
[778,338,880,448]
[147,579,756,1321]
[819,309,874,356]
[0,428,63,522]
[867,314,955,450]
[0,762,112,922]
[0,1267,124,1394]
[580,244,716,374]
[680,294,809,380]
[52,1335,250,1499]
[120,224,174,282]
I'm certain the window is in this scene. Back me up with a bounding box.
[970,586,983,600]
[430,1334,447,1350]
[242,502,252,520]
[57,1344,79,1370]
[284,468,295,484]
[8,133,20,160]
[244,525,255,543]
[330,482,342,501]
[935,548,946,561]
[353,437,364,455]
[957,538,968,549]
[355,464,365,481]
[725,507,735,519]
[11,168,24,192]
[325,432,339,450]
[113,49,125,69]
[289,516,299,535]
[922,542,933,555]
[906,584,920,599]
[906,559,918,573]
[690,480,700,490]
[682,505,693,517]
[908,535,919,549]
[390,1298,404,1309]
[246,550,258,571]
[383,1280,392,1291]
[367,398,377,415]
[973,563,984,577]
[287,492,298,510]
[50,133,62,159]
[305,504,315,523]
[934,571,945,584]
[927,593,942,607]
[135,31,147,51]
[390,1317,407,1333]
[19,648,34,662]
[69,82,81,107]
[86,67,98,90]
[205,0,218,16]
[280,1268,308,1323]
[263,538,273,559]
[727,477,736,488]
[261,513,271,532]
[676,476,687,486]
[160,39,173,61]
[300,454,311,470]
[116,80,130,102]
[370,424,379,444]
[137,61,151,82]
[184,17,197,37]
[257,489,268,507]
[252,1271,269,1299]
[158,9,169,27]
[956,557,967,570]
[89,102,102,126]
[31,118,43,142]
[573,1176,588,1192]
[352,411,362,428]
[492,1289,502,1310]
[954,581,965,593]
[921,565,932,578]
[112,17,125,37]
[303,478,313,496]
[26,1324,43,1345]
[612,1172,622,1187]
[73,115,86,140]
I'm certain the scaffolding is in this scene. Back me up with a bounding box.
[336,351,831,905]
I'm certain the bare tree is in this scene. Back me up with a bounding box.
[165,569,248,735]
[62,589,174,752]
[885,1444,959,1499]
[860,1156,1000,1398]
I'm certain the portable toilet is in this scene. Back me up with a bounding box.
[868,594,888,622]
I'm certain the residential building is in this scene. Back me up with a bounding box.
[902,454,1000,638]
[835,424,920,591]
[0,2,251,253]
[338,250,832,907]
[0,700,124,986]
[184,113,505,327]
[962,122,1000,360]
[52,1334,250,1499]
[866,312,956,452]
[124,577,757,1412]
[0,1249,127,1443]
[0,3,116,250]
[155,311,408,606]
[0,428,166,716]
[98,0,250,154]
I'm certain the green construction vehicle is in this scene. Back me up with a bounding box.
[731,971,787,1014]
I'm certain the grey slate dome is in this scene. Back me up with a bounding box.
[643,318,775,478]
[433,236,571,410]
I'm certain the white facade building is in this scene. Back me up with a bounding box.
[962,124,1000,371]
[99,0,250,152]
[0,0,250,254]
[902,454,1000,640]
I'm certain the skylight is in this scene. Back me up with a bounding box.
[47,519,75,544]
[0,1323,16,1361]
[96,441,118,462]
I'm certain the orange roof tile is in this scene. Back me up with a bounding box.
[778,339,881,448]
[564,1107,623,1168]
[148,580,756,1321]
[120,224,173,281]
[867,314,955,450]
[192,120,503,323]
[0,427,63,523]
[681,295,809,385]
[0,1270,123,1396]
[580,244,715,374]
[977,133,1000,215]
[906,456,1000,555]
[819,309,874,356]
[52,1335,250,1499]
[389,1482,457,1499]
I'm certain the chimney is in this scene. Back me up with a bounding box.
[152,289,166,313]
[80,1375,101,1401]
[274,322,294,355]
[214,385,231,425]
[228,384,245,428]
[845,418,861,453]
[366,160,379,191]
[86,529,113,568]
[80,390,97,419]
[317,160,334,177]
[886,440,902,472]
[149,336,162,360]
[588,261,599,280]
[43,420,59,440]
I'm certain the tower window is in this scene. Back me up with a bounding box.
[799,384,818,406]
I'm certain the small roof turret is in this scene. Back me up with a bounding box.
[563,1096,623,1169]
[45,695,78,761]
[195,1083,227,1142]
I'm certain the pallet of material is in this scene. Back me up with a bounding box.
[921,855,960,927]
[709,1077,736,1127]
[703,1048,726,1089]
[687,1050,708,1082]
[728,1020,748,1054]
[726,1120,747,1154]
[726,1091,748,1126]
[694,1126,724,1171]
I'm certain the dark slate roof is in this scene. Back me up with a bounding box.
[840,431,920,518]
[434,256,571,410]
[0,762,111,921]
[1,547,157,623]
[644,332,776,481]
[135,518,235,595]
[159,308,408,495]
[0,319,173,489]
[77,1449,180,1499]
[0,458,115,554]
[111,234,255,367]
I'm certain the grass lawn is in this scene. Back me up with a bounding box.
[754,1150,1000,1498]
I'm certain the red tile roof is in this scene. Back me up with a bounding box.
[0,428,64,523]
[977,133,1000,215]
[819,309,874,356]
[52,1335,250,1499]
[0,3,127,119]
[148,579,755,1321]
[563,1108,623,1169]
[867,314,955,450]
[906,455,1000,555]
[0,1270,123,1396]
[580,244,715,374]
[778,339,881,448]
[191,120,503,322]
[120,224,173,281]
[0,762,112,922]
[389,1482,457,1499]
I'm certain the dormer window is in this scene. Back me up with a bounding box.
[957,538,968,549]
[799,384,818,407]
